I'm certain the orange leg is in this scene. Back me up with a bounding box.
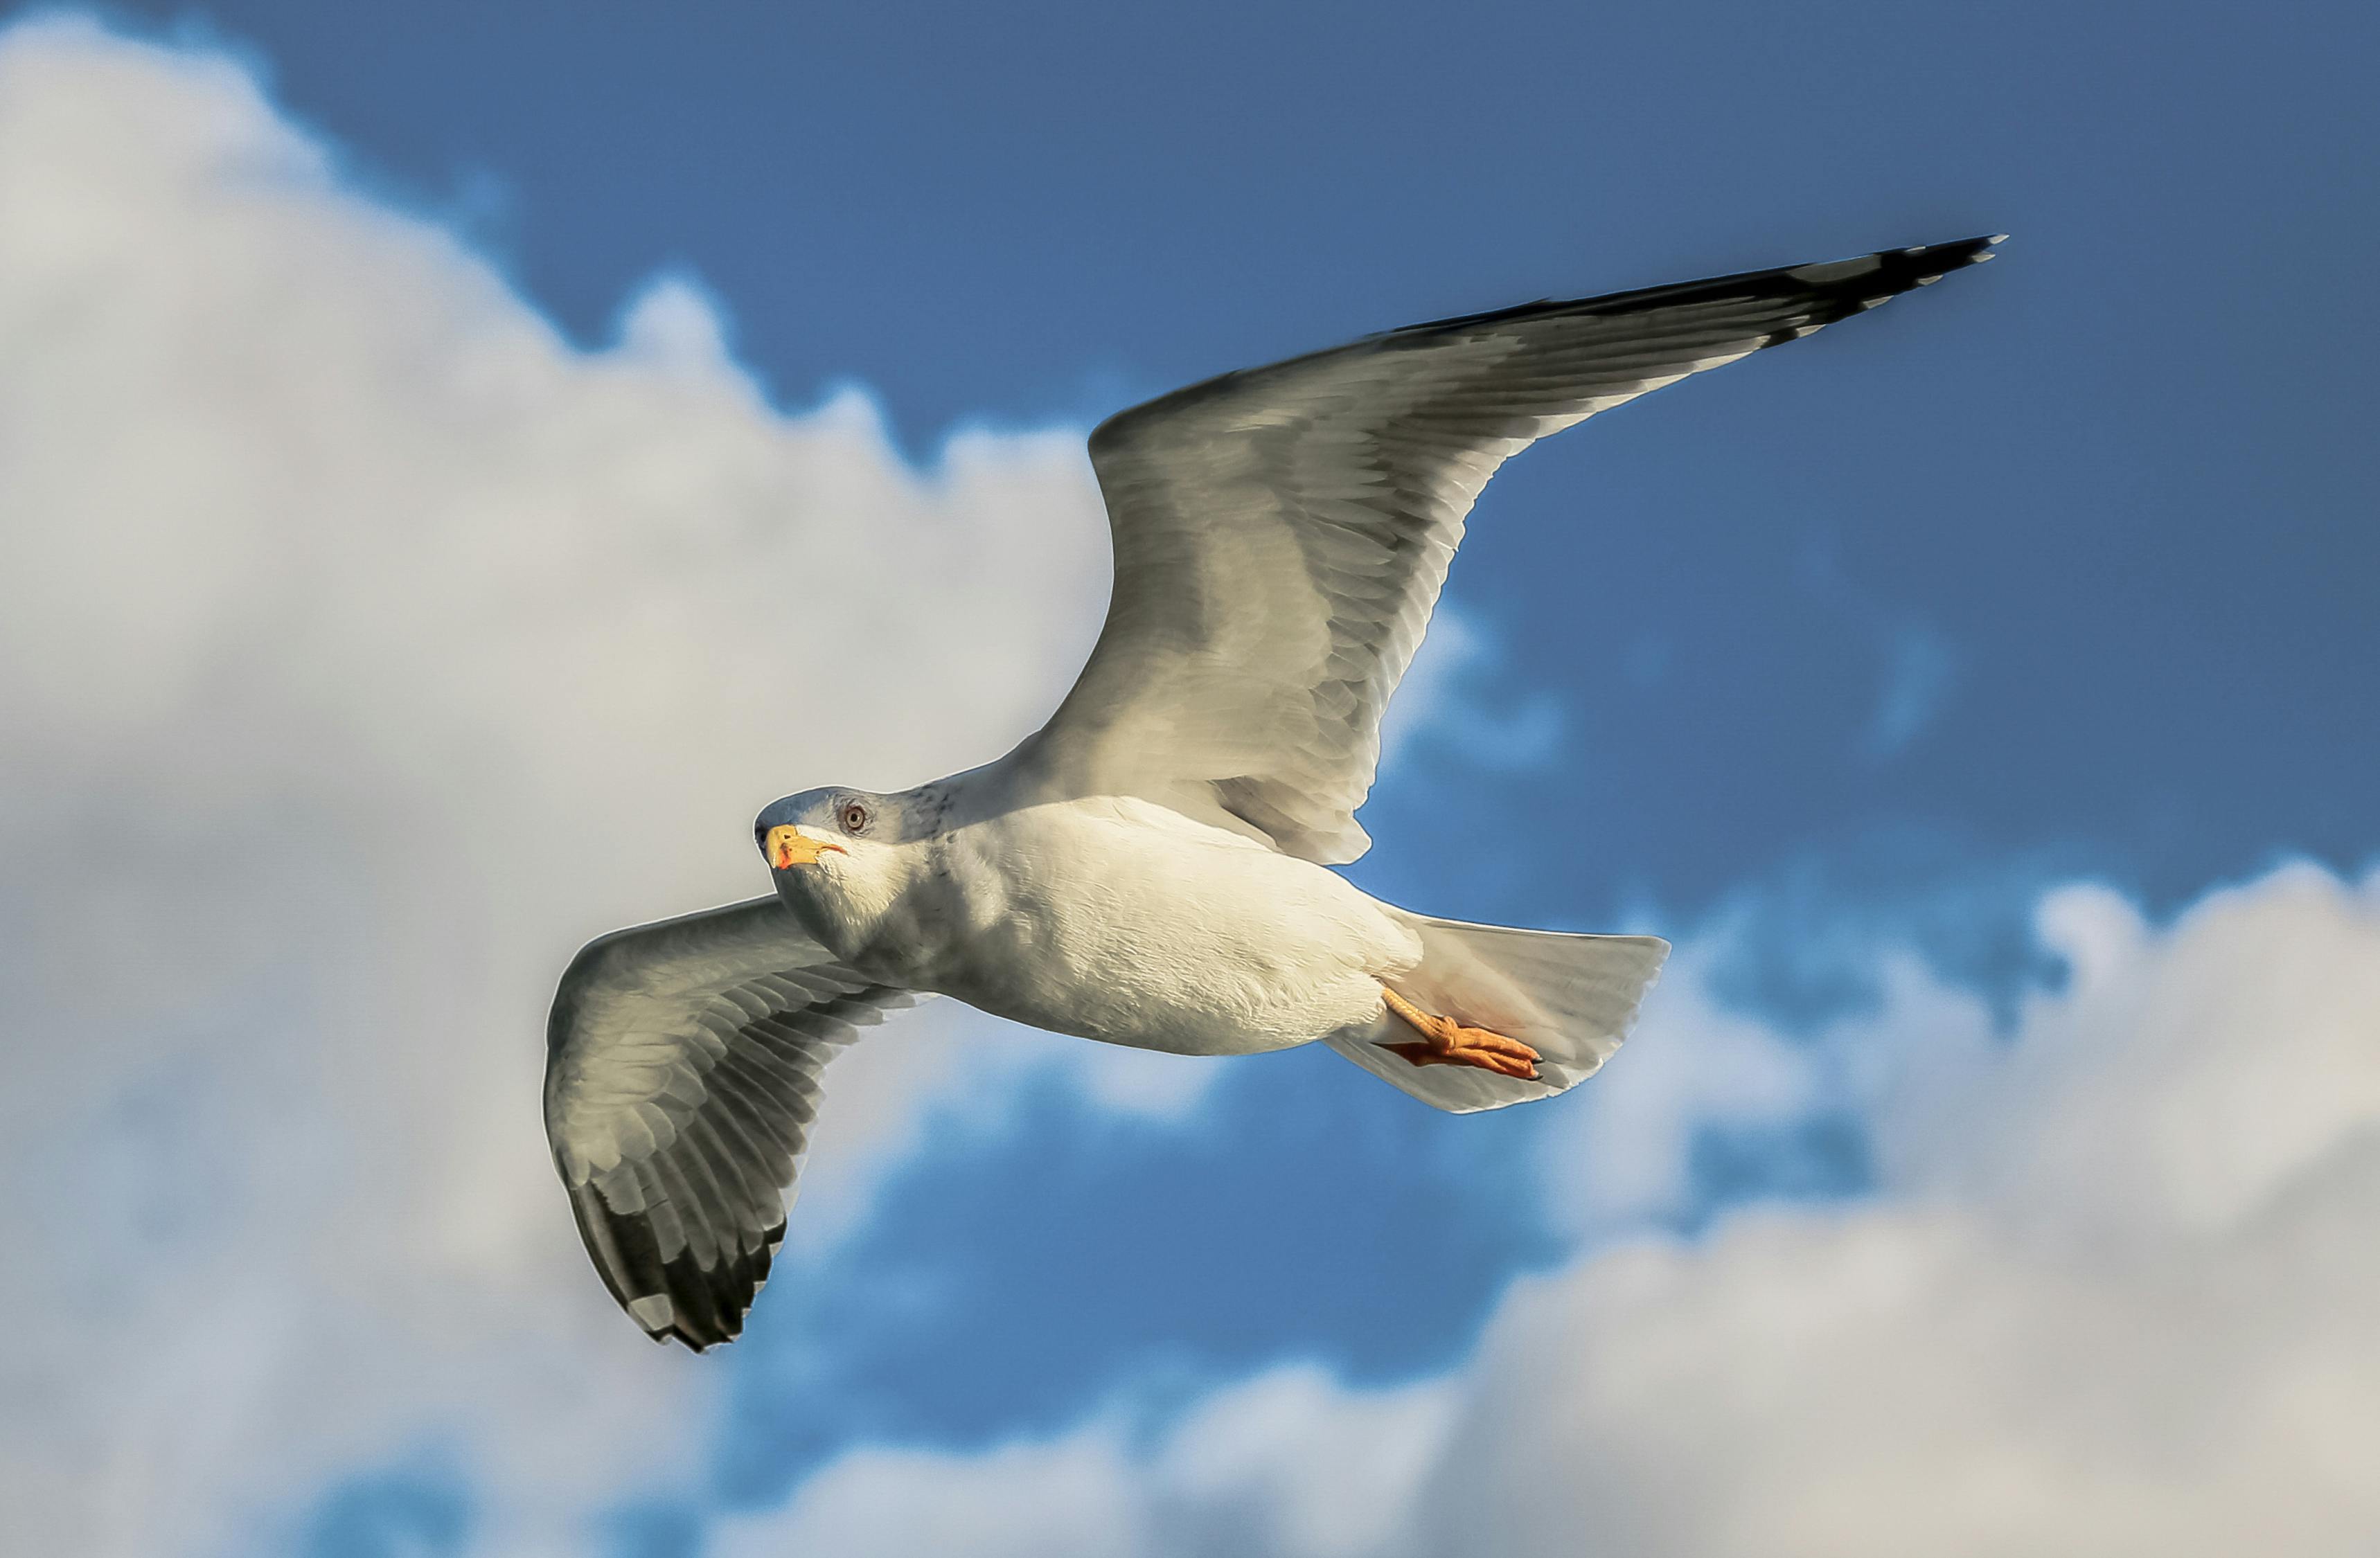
[1378,987,1540,1081]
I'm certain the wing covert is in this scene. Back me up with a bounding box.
[542,896,914,1350]
[1013,235,2002,862]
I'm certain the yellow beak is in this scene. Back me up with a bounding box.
[766,825,846,870]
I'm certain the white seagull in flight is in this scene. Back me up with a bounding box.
[544,235,2002,1347]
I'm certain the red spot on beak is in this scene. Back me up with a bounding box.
[766,825,846,870]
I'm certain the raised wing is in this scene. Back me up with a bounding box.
[543,897,914,1350]
[1012,235,2002,863]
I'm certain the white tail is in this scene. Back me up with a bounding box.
[1328,915,1668,1113]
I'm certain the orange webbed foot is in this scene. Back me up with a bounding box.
[1378,987,1540,1080]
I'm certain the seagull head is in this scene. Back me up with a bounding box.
[756,787,881,869]
[754,786,914,952]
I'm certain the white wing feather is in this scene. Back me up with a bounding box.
[1011,237,2002,862]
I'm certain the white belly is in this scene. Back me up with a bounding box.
[894,798,1421,1055]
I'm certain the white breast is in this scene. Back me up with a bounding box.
[904,796,1421,1055]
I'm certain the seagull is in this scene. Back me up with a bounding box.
[544,235,2002,1348]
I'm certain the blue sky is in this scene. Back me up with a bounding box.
[97,0,2380,916]
[2,5,2375,1556]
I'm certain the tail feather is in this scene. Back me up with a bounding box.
[1329,915,1667,1113]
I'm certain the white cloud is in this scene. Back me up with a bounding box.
[1529,929,1912,1234]
[714,1365,1455,1558]
[1421,867,2380,1557]
[0,16,1185,1554]
[724,863,2380,1557]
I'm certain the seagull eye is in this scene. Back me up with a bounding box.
[840,802,869,834]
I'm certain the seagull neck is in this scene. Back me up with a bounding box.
[772,838,929,969]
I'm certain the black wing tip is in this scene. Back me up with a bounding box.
[1086,230,2007,454]
[646,1315,732,1353]
[639,1221,783,1352]
[1381,231,2006,343]
[569,1178,781,1352]
[626,1234,778,1352]
[1853,232,2007,284]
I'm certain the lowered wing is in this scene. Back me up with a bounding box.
[543,896,914,1349]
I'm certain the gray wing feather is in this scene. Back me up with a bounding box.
[542,896,914,1350]
[1015,236,2002,863]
